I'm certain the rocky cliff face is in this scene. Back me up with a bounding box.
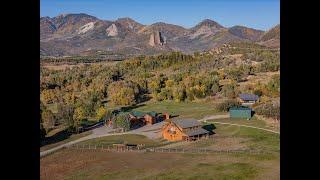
[149,31,166,46]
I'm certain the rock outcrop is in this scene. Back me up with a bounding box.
[149,31,166,46]
[78,22,95,34]
[106,24,118,37]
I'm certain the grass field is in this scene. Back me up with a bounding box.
[170,123,279,153]
[41,121,279,180]
[133,100,226,119]
[206,117,280,132]
[40,130,92,152]
[41,148,279,180]
[77,134,167,148]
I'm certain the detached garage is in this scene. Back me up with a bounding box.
[229,107,252,120]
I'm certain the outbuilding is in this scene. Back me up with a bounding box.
[229,106,252,120]
[238,93,259,106]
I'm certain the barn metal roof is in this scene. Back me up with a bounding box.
[185,128,209,136]
[239,93,259,101]
[229,106,252,111]
[172,119,202,128]
[130,111,157,117]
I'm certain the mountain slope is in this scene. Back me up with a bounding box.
[40,13,272,57]
[258,24,280,48]
[228,26,264,41]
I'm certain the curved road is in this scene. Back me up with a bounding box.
[41,114,279,157]
[40,122,165,158]
[198,114,280,134]
[40,127,129,158]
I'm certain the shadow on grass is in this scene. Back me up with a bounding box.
[170,115,179,118]
[120,104,146,112]
[137,94,152,104]
[251,111,255,117]
[203,124,216,135]
[40,128,72,147]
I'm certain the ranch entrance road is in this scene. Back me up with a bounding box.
[40,114,279,157]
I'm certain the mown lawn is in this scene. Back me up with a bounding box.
[133,100,226,119]
[206,116,279,132]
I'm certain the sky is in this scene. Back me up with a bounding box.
[40,0,279,31]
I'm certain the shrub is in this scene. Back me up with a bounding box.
[216,99,241,112]
[253,89,263,97]
[254,102,280,120]
[112,113,130,131]
[221,83,237,98]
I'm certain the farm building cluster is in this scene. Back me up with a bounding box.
[106,111,170,129]
[229,93,260,120]
[104,93,260,142]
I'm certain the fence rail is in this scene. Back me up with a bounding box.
[66,144,276,155]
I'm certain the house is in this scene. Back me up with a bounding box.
[129,111,165,126]
[229,106,252,120]
[238,93,259,105]
[162,119,210,141]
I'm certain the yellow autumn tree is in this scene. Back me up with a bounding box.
[96,107,107,121]
[73,106,85,129]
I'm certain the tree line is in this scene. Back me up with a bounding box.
[40,48,280,140]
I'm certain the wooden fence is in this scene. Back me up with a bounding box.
[66,144,275,155]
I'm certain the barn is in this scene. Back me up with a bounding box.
[162,119,209,141]
[229,106,252,119]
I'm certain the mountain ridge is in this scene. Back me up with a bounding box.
[40,13,279,56]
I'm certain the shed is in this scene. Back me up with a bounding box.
[239,93,259,103]
[229,106,252,119]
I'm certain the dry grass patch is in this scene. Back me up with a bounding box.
[41,149,279,180]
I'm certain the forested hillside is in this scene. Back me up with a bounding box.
[40,42,279,138]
